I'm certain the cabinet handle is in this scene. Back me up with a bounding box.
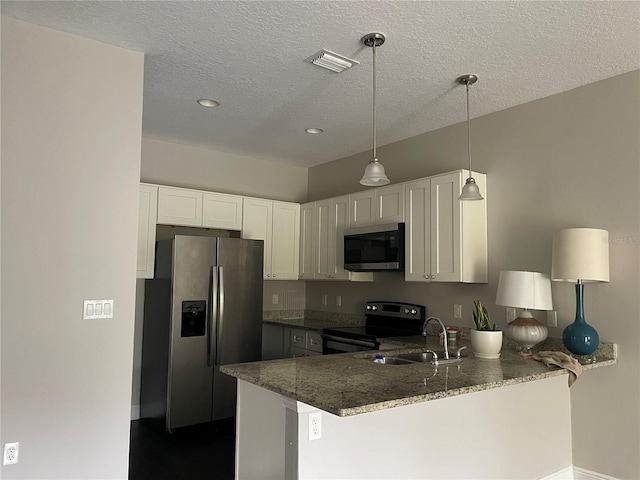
[273,274,276,278]
[424,275,430,279]
[432,275,436,279]
[267,274,271,277]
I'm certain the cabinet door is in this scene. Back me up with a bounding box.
[137,184,158,279]
[262,324,287,360]
[430,172,462,282]
[349,190,376,228]
[375,184,405,224]
[202,192,243,230]
[242,198,273,278]
[328,195,351,280]
[404,179,431,282]
[299,202,316,279]
[271,201,300,280]
[157,187,203,226]
[315,199,331,279]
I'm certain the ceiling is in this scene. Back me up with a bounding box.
[2,1,639,168]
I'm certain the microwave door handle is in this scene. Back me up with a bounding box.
[208,266,219,367]
[215,266,225,366]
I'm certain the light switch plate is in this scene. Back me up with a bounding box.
[83,299,114,320]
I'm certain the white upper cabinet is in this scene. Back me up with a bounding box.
[137,184,158,279]
[404,178,431,282]
[158,186,243,230]
[405,170,487,283]
[375,184,405,224]
[349,184,405,228]
[300,196,372,282]
[271,201,300,280]
[242,198,300,280]
[348,190,376,228]
[202,192,243,230]
[157,186,203,226]
[298,202,316,280]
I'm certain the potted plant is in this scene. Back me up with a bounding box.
[470,300,503,359]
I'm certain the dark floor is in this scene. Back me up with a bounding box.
[129,418,235,480]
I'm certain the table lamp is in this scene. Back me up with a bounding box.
[551,228,609,358]
[496,270,553,353]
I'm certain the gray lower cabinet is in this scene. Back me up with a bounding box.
[289,328,322,357]
[262,324,324,359]
[262,323,289,360]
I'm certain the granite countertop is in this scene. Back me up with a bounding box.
[262,317,349,332]
[221,335,617,417]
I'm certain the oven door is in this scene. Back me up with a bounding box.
[321,334,379,355]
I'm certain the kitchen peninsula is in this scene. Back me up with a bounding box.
[222,336,616,480]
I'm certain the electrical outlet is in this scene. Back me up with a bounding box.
[272,294,279,305]
[336,295,342,307]
[3,442,19,465]
[309,412,322,440]
[547,311,558,328]
[506,307,517,322]
[322,294,328,306]
[453,304,462,319]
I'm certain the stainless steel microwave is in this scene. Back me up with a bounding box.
[343,223,405,272]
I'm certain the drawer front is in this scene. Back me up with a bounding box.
[306,332,323,353]
[289,329,307,348]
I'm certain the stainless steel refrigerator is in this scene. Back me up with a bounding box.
[140,235,263,432]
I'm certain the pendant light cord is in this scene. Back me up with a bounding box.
[466,82,472,174]
[372,41,377,161]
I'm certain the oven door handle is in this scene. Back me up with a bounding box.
[321,334,378,349]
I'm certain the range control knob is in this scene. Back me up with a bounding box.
[404,308,410,314]
[366,305,372,310]
[411,309,417,314]
[371,305,378,311]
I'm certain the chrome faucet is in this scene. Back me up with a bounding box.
[422,316,450,360]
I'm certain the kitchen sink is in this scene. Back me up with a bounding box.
[373,348,467,366]
[375,356,415,365]
[395,352,435,363]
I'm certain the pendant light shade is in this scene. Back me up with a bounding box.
[360,33,390,187]
[457,74,483,201]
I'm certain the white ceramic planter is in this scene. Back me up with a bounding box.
[470,329,503,359]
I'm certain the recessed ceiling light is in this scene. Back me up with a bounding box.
[197,99,220,108]
[305,128,324,134]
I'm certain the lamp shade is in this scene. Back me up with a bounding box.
[496,271,553,310]
[359,159,390,186]
[551,228,609,283]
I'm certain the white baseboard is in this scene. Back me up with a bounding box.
[540,466,619,480]
[541,466,574,479]
[131,404,140,421]
[573,466,620,480]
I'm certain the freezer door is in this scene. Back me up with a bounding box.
[168,236,217,429]
[212,237,264,420]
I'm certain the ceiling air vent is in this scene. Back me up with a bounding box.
[304,49,359,73]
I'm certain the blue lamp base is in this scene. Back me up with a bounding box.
[562,283,599,356]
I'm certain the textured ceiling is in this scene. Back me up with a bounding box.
[2,1,639,167]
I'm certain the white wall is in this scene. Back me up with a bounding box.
[306,71,640,479]
[1,17,144,479]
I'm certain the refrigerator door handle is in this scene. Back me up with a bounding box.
[208,266,219,367]
[216,266,225,365]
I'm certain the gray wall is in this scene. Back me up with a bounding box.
[1,18,144,479]
[141,137,308,203]
[307,70,640,478]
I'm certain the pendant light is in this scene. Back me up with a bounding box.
[359,33,390,187]
[457,74,484,201]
